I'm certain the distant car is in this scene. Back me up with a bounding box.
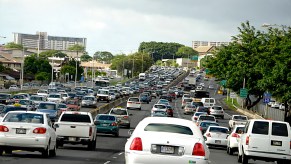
[0,105,28,119]
[126,97,141,110]
[157,99,170,105]
[109,107,131,128]
[139,94,150,104]
[208,85,214,90]
[124,117,210,164]
[81,96,97,108]
[181,98,193,109]
[0,111,57,157]
[36,102,59,121]
[209,106,225,119]
[58,103,69,114]
[66,99,80,111]
[196,106,210,115]
[0,93,12,105]
[184,104,197,115]
[165,105,174,117]
[47,93,63,103]
[9,85,19,90]
[204,126,229,148]
[18,99,36,111]
[151,104,167,115]
[160,95,172,102]
[94,114,119,137]
[196,115,216,125]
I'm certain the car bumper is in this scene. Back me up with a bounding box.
[205,138,227,147]
[125,151,210,164]
[127,104,141,109]
[97,127,119,134]
[0,136,48,149]
[244,149,291,161]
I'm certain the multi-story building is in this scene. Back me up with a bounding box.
[192,41,230,49]
[13,32,86,57]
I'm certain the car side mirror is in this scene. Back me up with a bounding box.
[53,124,59,129]
[203,136,207,141]
[128,129,134,136]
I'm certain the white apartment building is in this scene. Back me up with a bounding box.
[13,32,87,51]
[192,41,230,49]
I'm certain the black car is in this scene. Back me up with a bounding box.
[0,93,12,105]
[160,95,172,102]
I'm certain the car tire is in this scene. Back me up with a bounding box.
[277,160,289,164]
[56,141,63,148]
[127,124,131,129]
[242,150,248,164]
[228,147,233,155]
[5,149,12,154]
[42,144,50,158]
[114,131,119,137]
[0,149,3,156]
[88,139,96,150]
[238,152,242,163]
[49,145,56,157]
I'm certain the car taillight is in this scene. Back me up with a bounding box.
[136,102,141,104]
[232,133,240,138]
[123,116,128,119]
[89,127,92,136]
[199,127,202,131]
[194,117,198,120]
[33,127,46,134]
[111,122,118,126]
[130,137,143,151]
[127,102,132,104]
[246,135,249,145]
[0,125,9,132]
[206,133,211,137]
[192,143,205,156]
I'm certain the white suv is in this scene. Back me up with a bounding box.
[238,119,291,164]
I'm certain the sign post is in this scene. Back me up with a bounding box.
[240,88,248,109]
[230,92,237,104]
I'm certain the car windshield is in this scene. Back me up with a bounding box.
[209,127,228,133]
[184,99,193,102]
[233,116,247,120]
[212,106,222,110]
[67,101,77,105]
[97,115,116,121]
[13,95,25,99]
[30,96,43,101]
[3,113,44,124]
[48,94,61,98]
[154,105,166,109]
[110,109,127,115]
[38,103,56,110]
[144,123,193,135]
[19,100,30,105]
[0,94,10,99]
[83,97,95,101]
[58,104,67,108]
[98,90,109,94]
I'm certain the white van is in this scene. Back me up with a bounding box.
[201,98,216,108]
[139,73,146,81]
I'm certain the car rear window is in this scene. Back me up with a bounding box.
[154,105,166,109]
[272,122,288,137]
[233,116,247,120]
[97,115,116,121]
[212,106,222,110]
[4,113,44,124]
[252,121,269,135]
[184,99,193,102]
[235,127,245,133]
[60,114,91,123]
[129,98,139,102]
[199,116,215,121]
[110,109,127,115]
[209,127,228,133]
[144,123,193,135]
[200,122,219,127]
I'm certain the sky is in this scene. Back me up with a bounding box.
[0,0,291,55]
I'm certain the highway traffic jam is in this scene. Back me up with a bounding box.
[0,66,291,164]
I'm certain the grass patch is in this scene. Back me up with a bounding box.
[224,98,240,111]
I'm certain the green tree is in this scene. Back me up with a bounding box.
[61,59,83,81]
[4,42,24,49]
[35,72,50,82]
[176,46,198,58]
[68,44,85,52]
[0,63,5,72]
[39,50,67,58]
[80,54,92,62]
[93,51,113,63]
[138,41,184,62]
[110,54,127,75]
[24,54,52,80]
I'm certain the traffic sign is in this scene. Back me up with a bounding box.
[230,92,237,98]
[263,98,271,103]
[240,88,248,98]
[263,92,271,103]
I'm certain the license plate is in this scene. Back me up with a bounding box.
[161,146,174,154]
[215,140,221,144]
[69,137,76,141]
[271,140,282,146]
[16,128,26,134]
[102,124,108,126]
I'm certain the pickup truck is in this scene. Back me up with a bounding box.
[228,115,248,129]
[54,111,97,150]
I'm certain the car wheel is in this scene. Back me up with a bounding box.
[238,152,242,163]
[56,141,63,148]
[88,139,96,151]
[277,160,289,164]
[127,124,131,129]
[5,149,12,154]
[42,144,50,158]
[242,150,248,164]
[0,149,3,156]
[229,147,233,155]
[49,145,56,157]
[114,131,119,137]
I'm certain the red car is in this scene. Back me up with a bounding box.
[166,105,174,117]
[168,91,176,100]
[66,99,80,111]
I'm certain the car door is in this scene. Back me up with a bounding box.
[248,121,270,153]
[268,122,290,155]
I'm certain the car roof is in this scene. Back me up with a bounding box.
[111,107,127,110]
[5,111,45,115]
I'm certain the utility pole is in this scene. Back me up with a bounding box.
[74,51,78,88]
[142,50,144,72]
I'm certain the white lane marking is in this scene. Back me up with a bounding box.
[104,161,111,164]
[112,156,117,159]
[118,152,123,155]
[175,98,181,118]
[225,112,232,118]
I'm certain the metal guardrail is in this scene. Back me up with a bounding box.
[236,96,284,121]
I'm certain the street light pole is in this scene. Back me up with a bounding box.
[74,51,78,88]
[20,46,24,90]
[132,59,135,78]
[142,51,144,72]
[51,59,54,83]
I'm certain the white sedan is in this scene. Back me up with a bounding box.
[125,117,210,164]
[126,97,142,110]
[0,111,57,157]
[226,125,245,155]
[204,126,229,148]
